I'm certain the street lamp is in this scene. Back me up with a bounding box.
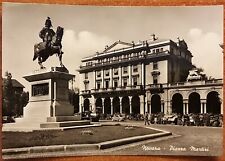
[142,40,150,114]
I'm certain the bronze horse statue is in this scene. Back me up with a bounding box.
[33,26,64,68]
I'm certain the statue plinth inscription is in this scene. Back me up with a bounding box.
[32,83,49,96]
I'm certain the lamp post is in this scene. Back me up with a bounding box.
[143,41,149,114]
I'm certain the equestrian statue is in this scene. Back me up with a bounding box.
[33,17,64,68]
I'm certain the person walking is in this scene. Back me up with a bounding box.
[144,112,150,125]
[148,113,152,125]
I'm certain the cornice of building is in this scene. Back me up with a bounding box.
[78,51,170,73]
[80,79,223,96]
[81,39,172,62]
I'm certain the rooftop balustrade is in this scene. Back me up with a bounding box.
[79,50,170,70]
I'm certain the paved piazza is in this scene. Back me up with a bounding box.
[12,121,222,159]
[100,122,223,156]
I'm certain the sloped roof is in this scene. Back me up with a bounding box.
[103,40,134,53]
[81,40,134,61]
[3,78,25,88]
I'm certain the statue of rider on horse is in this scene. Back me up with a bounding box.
[33,17,64,68]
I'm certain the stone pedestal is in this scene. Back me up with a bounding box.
[3,67,91,131]
[23,67,75,120]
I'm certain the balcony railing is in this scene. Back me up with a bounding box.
[168,82,185,87]
[147,84,164,93]
[79,50,170,70]
[205,79,223,84]
[87,85,142,94]
[81,79,223,95]
[167,79,223,87]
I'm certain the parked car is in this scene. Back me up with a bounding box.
[161,114,170,124]
[166,114,178,125]
[90,112,100,122]
[81,111,91,120]
[112,114,125,122]
[81,111,100,122]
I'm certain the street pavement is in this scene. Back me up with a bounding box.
[99,121,223,156]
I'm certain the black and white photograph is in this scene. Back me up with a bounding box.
[2,3,223,159]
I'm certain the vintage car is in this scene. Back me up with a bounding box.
[81,111,91,120]
[90,112,100,122]
[161,114,178,124]
[81,111,100,122]
[167,114,178,125]
[112,114,125,122]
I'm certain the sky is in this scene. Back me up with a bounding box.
[2,3,223,91]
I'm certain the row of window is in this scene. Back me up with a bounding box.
[152,48,164,53]
[96,76,139,90]
[96,65,138,78]
[84,75,158,91]
[84,62,158,79]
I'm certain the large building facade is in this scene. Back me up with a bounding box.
[78,38,223,115]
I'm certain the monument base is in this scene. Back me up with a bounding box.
[3,67,90,131]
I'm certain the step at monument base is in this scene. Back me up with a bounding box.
[40,120,91,128]
[59,124,101,130]
[46,116,81,122]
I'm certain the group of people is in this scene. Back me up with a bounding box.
[143,112,223,127]
[144,112,155,125]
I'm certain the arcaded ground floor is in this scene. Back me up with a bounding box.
[80,87,223,115]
